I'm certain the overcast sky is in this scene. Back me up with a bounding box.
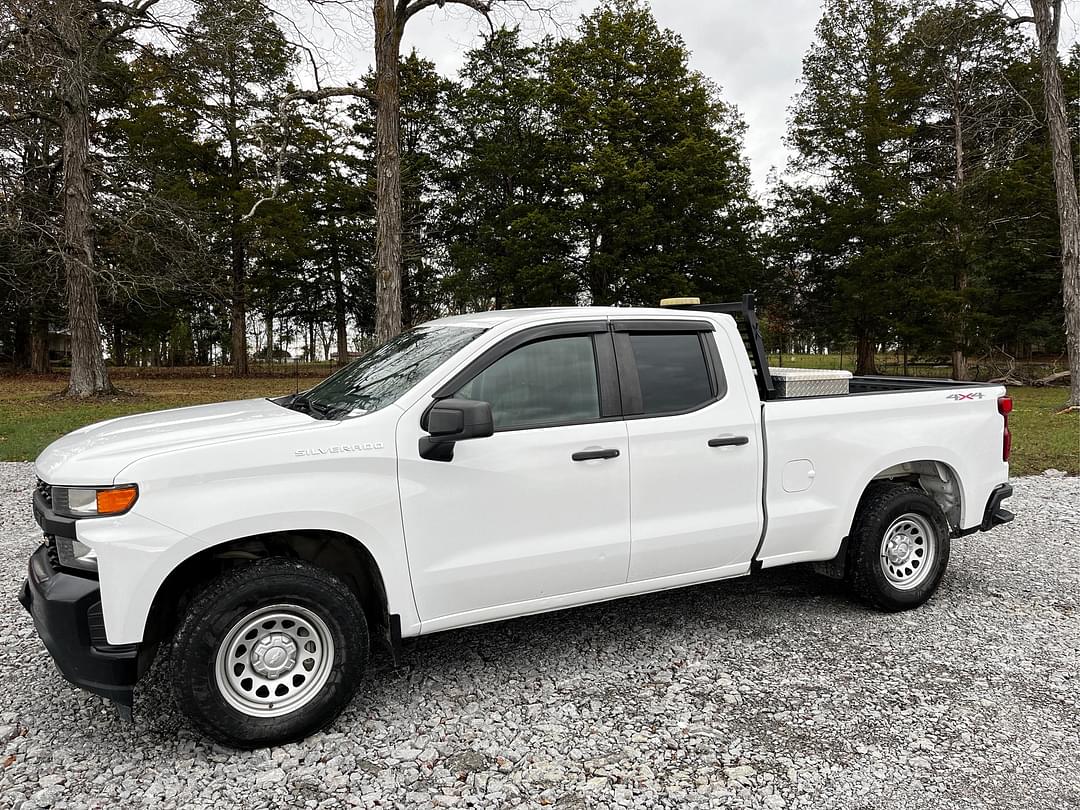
[405,0,824,193]
[294,0,1080,195]
[292,0,824,193]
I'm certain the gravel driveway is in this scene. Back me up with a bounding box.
[1,462,1077,810]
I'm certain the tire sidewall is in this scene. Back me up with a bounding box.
[856,488,951,611]
[173,560,368,748]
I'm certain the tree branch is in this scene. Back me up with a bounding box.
[0,110,61,129]
[404,0,493,26]
[280,85,378,108]
[237,85,376,222]
[93,0,163,53]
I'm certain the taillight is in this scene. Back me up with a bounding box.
[998,396,1012,462]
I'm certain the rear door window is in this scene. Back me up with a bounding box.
[628,332,715,415]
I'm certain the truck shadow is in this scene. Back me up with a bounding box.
[374,564,854,678]
[136,564,855,740]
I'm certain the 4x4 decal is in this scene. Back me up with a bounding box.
[946,392,984,401]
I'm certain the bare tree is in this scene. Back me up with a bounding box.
[1014,0,1080,406]
[270,0,555,344]
[370,0,560,341]
[6,0,161,396]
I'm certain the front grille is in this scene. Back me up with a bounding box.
[36,478,52,507]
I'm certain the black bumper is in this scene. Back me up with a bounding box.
[956,483,1014,537]
[20,496,140,707]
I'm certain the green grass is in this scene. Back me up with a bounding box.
[770,351,1061,380]
[1007,386,1079,476]
[1,373,1075,475]
[0,375,303,463]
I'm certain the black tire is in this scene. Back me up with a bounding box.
[171,558,369,748]
[847,483,951,612]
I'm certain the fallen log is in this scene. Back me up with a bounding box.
[1033,370,1071,386]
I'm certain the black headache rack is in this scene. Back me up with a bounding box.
[666,294,776,401]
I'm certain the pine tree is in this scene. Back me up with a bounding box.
[170,0,296,375]
[781,0,919,374]
[549,1,760,307]
[437,29,576,310]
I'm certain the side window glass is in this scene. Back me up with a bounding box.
[629,332,714,414]
[457,335,600,429]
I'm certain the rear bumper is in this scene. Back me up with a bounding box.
[956,483,1014,537]
[19,534,140,707]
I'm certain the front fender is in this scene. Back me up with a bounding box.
[88,413,415,645]
[80,507,415,646]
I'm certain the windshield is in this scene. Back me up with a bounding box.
[293,325,484,419]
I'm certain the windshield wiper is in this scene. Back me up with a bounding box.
[288,393,331,420]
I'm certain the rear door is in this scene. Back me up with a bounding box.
[613,319,763,582]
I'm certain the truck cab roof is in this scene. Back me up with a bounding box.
[426,306,725,329]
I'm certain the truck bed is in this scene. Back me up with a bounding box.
[847,375,998,394]
[757,372,999,399]
[755,379,1009,569]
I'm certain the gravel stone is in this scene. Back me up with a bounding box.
[1,461,1078,809]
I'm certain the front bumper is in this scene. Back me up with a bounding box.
[19,487,141,707]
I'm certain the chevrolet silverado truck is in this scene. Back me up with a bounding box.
[20,297,1014,747]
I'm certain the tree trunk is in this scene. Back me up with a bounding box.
[227,62,248,377]
[856,329,878,376]
[230,234,247,375]
[951,349,968,382]
[12,310,30,371]
[329,216,350,365]
[951,96,968,382]
[373,0,403,342]
[31,314,50,374]
[264,312,274,363]
[112,323,125,367]
[1031,0,1080,406]
[58,1,111,397]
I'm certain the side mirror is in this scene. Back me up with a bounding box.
[419,398,494,461]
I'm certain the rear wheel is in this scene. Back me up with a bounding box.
[172,558,368,748]
[847,484,950,611]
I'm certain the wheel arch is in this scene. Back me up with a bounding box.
[866,459,963,530]
[816,458,964,581]
[142,529,391,652]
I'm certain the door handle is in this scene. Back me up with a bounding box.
[708,435,749,448]
[572,448,620,461]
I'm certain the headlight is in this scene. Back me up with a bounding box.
[55,536,99,572]
[52,485,138,518]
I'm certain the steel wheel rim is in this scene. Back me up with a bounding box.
[214,604,335,718]
[880,512,937,590]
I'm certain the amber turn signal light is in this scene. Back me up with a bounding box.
[96,486,138,515]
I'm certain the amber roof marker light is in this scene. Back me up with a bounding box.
[659,297,701,307]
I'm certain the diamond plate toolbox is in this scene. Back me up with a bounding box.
[769,367,852,398]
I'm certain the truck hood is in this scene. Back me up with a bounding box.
[35,398,329,484]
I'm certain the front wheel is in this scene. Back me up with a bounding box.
[171,558,369,748]
[847,483,951,611]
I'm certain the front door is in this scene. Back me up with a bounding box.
[397,324,630,623]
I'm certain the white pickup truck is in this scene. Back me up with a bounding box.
[20,297,1014,747]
